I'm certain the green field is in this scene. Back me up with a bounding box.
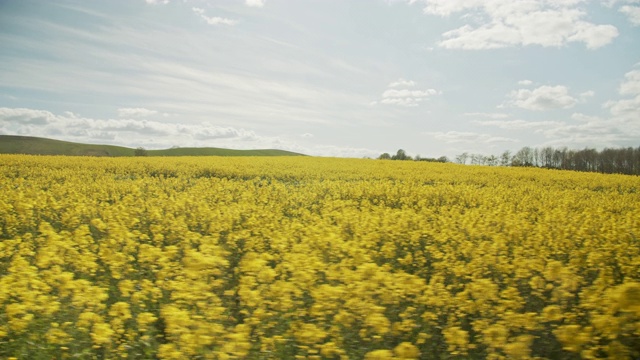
[0,135,305,157]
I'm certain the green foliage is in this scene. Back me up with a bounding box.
[378,149,448,163]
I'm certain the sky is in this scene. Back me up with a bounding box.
[1,0,639,159]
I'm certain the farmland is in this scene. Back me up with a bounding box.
[0,155,638,359]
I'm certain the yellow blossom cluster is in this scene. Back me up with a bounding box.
[0,155,639,359]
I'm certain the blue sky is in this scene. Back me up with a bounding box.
[1,0,639,158]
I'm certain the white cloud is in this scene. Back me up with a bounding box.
[509,85,578,111]
[473,119,561,129]
[604,95,640,117]
[518,80,533,86]
[388,78,416,87]
[620,5,640,25]
[412,0,619,50]
[382,89,439,98]
[603,68,640,119]
[529,65,640,148]
[192,7,237,26]
[571,112,601,122]
[463,112,510,119]
[117,107,159,118]
[535,64,640,147]
[202,16,238,26]
[0,107,267,147]
[145,0,169,4]
[0,107,389,158]
[306,145,381,158]
[380,98,423,106]
[538,118,636,147]
[427,130,517,143]
[619,69,640,95]
[245,0,266,7]
[579,90,595,100]
[375,79,440,107]
[0,107,57,125]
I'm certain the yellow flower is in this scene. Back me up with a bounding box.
[45,327,71,345]
[554,325,590,353]
[91,322,115,346]
[294,323,327,345]
[541,305,563,322]
[504,335,533,359]
[394,342,420,359]
[136,312,158,332]
[364,349,394,359]
[365,312,391,336]
[614,282,640,314]
[482,324,509,349]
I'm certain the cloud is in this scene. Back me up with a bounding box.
[245,0,266,7]
[426,130,517,143]
[473,119,562,129]
[375,79,441,107]
[518,80,533,86]
[0,107,57,125]
[579,90,595,101]
[463,112,510,119]
[0,106,399,158]
[306,145,382,158]
[527,65,640,148]
[571,112,601,122]
[604,95,640,117]
[193,127,258,141]
[603,68,640,119]
[0,107,389,158]
[192,7,237,26]
[388,78,416,88]
[145,0,169,4]
[117,107,159,118]
[508,85,578,111]
[620,5,640,25]
[409,0,619,50]
[0,107,267,147]
[619,69,640,96]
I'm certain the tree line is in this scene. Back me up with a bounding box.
[378,149,448,163]
[455,146,640,175]
[379,146,640,175]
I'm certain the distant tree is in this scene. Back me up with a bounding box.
[392,149,412,161]
[450,145,639,174]
[512,147,534,167]
[500,150,512,166]
[134,147,148,156]
[378,152,391,160]
[470,153,486,165]
[539,147,554,168]
[455,152,469,165]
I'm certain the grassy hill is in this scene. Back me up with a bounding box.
[0,135,305,157]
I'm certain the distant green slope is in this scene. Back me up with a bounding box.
[148,147,303,157]
[0,135,135,156]
[0,135,305,157]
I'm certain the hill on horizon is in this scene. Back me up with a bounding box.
[0,135,306,157]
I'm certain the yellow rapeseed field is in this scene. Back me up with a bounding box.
[0,155,638,359]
